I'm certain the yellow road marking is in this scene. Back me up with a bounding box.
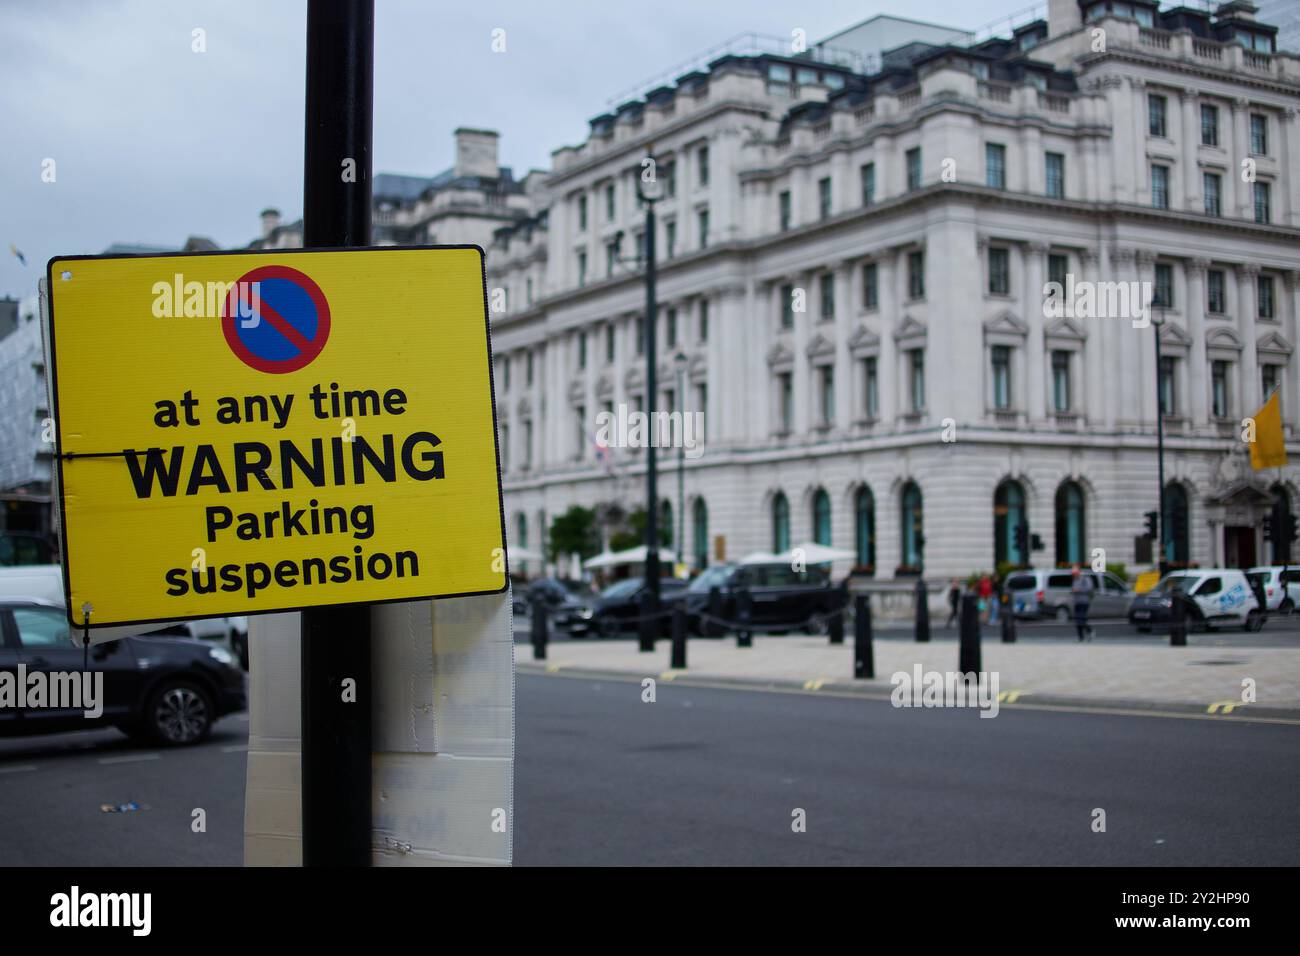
[1208,700,1243,714]
[803,678,827,691]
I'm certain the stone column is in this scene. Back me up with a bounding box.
[1080,248,1107,428]
[1024,242,1048,421]
[1282,108,1300,227]
[877,252,898,425]
[1109,247,1139,426]
[1126,77,1147,205]
[834,260,854,429]
[1238,263,1261,412]
[1180,88,1200,211]
[1186,258,1211,427]
[1134,249,1159,427]
[1233,98,1252,219]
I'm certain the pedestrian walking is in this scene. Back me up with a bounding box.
[945,578,961,627]
[978,574,993,623]
[1070,565,1094,641]
[989,575,1001,624]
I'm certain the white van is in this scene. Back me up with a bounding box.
[1128,568,1264,632]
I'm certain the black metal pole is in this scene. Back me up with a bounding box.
[642,187,661,624]
[1155,317,1168,577]
[300,0,373,868]
[959,593,982,675]
[853,594,874,679]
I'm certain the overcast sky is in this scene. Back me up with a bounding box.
[2,0,1021,300]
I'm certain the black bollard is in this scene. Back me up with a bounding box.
[530,593,548,661]
[736,587,753,648]
[708,585,724,638]
[670,605,687,669]
[828,605,844,645]
[914,578,931,642]
[1000,597,1016,643]
[1170,587,1187,647]
[959,593,981,674]
[638,588,656,652]
[853,594,874,679]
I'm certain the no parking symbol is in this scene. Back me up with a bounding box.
[222,264,331,373]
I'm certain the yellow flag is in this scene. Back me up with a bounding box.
[1249,390,1287,470]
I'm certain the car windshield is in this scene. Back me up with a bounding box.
[688,566,733,592]
[601,579,643,599]
[560,579,596,597]
[1148,574,1196,595]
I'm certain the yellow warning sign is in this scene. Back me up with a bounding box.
[46,247,506,627]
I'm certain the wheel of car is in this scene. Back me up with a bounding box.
[144,681,213,745]
[1055,605,1071,622]
[1281,598,1294,614]
[1244,609,1264,633]
[804,616,829,636]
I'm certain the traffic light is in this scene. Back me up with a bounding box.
[1014,522,1029,556]
[1288,513,1299,544]
[1144,511,1159,539]
[1264,514,1274,541]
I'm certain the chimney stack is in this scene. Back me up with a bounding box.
[453,128,500,180]
[260,208,281,238]
[1047,0,1082,36]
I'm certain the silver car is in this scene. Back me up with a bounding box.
[1006,568,1133,620]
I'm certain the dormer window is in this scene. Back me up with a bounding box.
[1026,73,1046,91]
[796,68,818,85]
[972,61,990,79]
[1134,7,1153,27]
[769,64,792,83]
[1019,34,1038,52]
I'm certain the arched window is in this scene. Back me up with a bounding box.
[900,481,923,569]
[855,486,876,571]
[812,489,831,546]
[993,480,1027,567]
[1270,484,1292,565]
[692,498,709,570]
[1055,481,1086,567]
[772,492,790,553]
[1163,483,1190,566]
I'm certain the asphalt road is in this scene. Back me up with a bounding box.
[513,672,1300,866]
[2,676,1296,866]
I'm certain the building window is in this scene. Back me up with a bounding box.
[1045,152,1065,198]
[526,350,534,386]
[1203,172,1221,216]
[577,250,587,287]
[991,345,1012,409]
[908,348,925,412]
[861,162,875,206]
[1158,356,1177,414]
[986,143,1006,189]
[1207,270,1226,313]
[1148,93,1167,137]
[818,365,835,426]
[994,480,1027,567]
[605,323,615,363]
[1250,113,1268,155]
[819,273,835,319]
[771,492,790,553]
[523,420,533,468]
[501,356,511,392]
[1151,164,1169,209]
[604,183,615,221]
[1055,481,1086,567]
[1201,103,1219,146]
[661,499,673,550]
[818,177,832,219]
[900,481,924,569]
[606,240,618,278]
[1262,363,1279,402]
[906,147,921,191]
[777,371,793,431]
[855,487,876,570]
[1163,483,1190,566]
[577,194,588,231]
[664,160,677,198]
[1258,275,1276,319]
[526,276,534,305]
[780,283,795,329]
[574,404,586,457]
[635,316,645,356]
[1048,253,1068,290]
[1254,181,1271,224]
[692,498,708,570]
[578,330,587,369]
[988,247,1010,295]
[699,300,709,342]
[1270,485,1292,564]
[1153,263,1174,308]
[696,383,707,415]
[779,190,791,231]
[1211,360,1230,418]
[500,424,509,472]
[1051,350,1071,412]
[663,307,676,348]
[862,262,878,310]
[698,208,709,249]
[697,145,709,187]
[907,250,925,299]
[811,489,832,546]
[863,356,879,419]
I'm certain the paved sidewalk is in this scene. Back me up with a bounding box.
[517,634,1300,715]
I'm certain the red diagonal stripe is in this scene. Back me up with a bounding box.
[249,296,312,353]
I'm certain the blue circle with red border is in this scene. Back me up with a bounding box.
[222,265,331,373]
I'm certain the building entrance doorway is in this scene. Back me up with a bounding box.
[1223,526,1257,569]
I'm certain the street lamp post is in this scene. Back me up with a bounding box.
[637,157,663,628]
[1153,310,1168,577]
[674,350,688,567]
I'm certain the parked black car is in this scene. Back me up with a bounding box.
[591,577,689,637]
[0,599,246,745]
[681,562,847,636]
[522,577,598,636]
